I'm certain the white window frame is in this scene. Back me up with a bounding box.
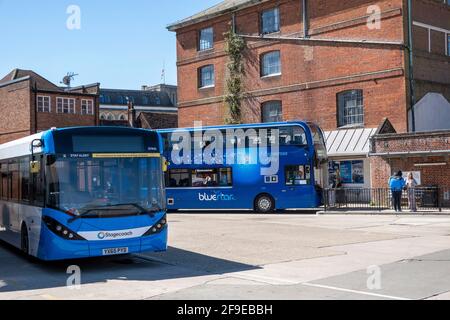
[199,27,214,51]
[57,97,76,114]
[413,21,450,55]
[37,96,51,113]
[198,65,215,89]
[261,51,282,78]
[81,99,94,115]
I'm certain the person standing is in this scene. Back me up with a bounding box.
[406,173,418,212]
[389,171,406,212]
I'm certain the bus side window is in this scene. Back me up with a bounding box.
[0,162,8,200]
[31,155,45,207]
[9,160,19,202]
[20,157,30,203]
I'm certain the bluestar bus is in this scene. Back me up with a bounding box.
[0,127,167,261]
[158,121,328,212]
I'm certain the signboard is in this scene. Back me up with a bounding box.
[403,171,422,186]
[340,161,353,184]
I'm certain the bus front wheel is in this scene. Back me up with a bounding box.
[21,224,30,256]
[255,194,275,213]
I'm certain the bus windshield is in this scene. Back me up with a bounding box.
[47,157,165,217]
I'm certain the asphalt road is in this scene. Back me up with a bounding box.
[0,213,450,300]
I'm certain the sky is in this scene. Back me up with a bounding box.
[0,0,220,89]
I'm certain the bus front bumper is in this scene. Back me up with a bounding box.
[38,227,168,261]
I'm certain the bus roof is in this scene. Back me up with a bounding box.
[0,126,160,160]
[157,121,311,133]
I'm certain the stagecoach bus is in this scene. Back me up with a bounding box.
[0,127,167,261]
[158,121,328,213]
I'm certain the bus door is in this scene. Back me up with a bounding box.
[284,164,313,207]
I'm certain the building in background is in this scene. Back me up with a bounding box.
[168,0,450,188]
[99,86,178,129]
[0,69,99,144]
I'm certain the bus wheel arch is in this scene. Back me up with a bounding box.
[254,194,276,213]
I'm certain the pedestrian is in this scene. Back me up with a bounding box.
[406,172,418,212]
[389,171,406,212]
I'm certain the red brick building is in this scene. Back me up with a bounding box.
[0,69,100,144]
[169,0,450,188]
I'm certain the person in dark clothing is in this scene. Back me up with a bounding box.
[389,171,406,212]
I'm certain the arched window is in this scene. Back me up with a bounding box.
[262,101,283,123]
[337,90,364,128]
[100,113,106,120]
[198,65,215,88]
[119,114,126,121]
[261,51,281,77]
[106,113,115,121]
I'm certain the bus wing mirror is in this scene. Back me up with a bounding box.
[162,157,169,173]
[30,161,41,174]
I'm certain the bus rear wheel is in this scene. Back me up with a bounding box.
[21,224,30,256]
[255,195,275,213]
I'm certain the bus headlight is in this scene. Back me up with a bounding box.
[42,216,86,241]
[143,215,168,236]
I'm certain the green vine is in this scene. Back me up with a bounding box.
[224,27,246,124]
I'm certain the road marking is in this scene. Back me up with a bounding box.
[302,283,411,300]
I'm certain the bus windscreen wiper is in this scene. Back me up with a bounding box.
[107,203,161,217]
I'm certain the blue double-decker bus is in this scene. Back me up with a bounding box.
[159,121,328,213]
[0,127,167,261]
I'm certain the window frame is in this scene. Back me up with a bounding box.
[285,165,312,186]
[198,27,214,52]
[260,7,280,35]
[261,100,283,123]
[57,97,76,114]
[337,89,365,128]
[37,96,51,113]
[260,51,282,78]
[81,99,94,115]
[198,65,215,89]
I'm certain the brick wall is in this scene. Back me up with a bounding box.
[370,130,450,188]
[174,0,449,132]
[0,79,31,144]
[175,0,410,130]
[34,92,97,132]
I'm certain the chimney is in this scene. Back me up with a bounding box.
[141,85,148,91]
[128,101,136,128]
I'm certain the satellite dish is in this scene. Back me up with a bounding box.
[60,72,79,88]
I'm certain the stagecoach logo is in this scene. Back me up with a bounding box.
[198,192,236,202]
[97,231,133,240]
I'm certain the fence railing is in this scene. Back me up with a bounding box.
[323,187,450,212]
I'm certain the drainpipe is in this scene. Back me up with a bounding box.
[302,0,309,38]
[232,13,236,33]
[407,0,416,132]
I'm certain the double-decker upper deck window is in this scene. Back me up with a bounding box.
[198,65,215,88]
[37,96,51,113]
[199,27,214,51]
[57,98,76,114]
[337,90,364,127]
[261,51,281,77]
[261,7,280,34]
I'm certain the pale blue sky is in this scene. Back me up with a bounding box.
[0,0,220,89]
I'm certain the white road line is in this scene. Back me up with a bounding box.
[302,283,411,300]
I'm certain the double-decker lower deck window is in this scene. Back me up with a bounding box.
[285,165,311,186]
[167,168,233,188]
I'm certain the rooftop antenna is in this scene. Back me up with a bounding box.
[161,61,166,84]
[60,72,79,88]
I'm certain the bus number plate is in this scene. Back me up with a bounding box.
[102,247,129,256]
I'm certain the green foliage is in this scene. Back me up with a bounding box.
[224,28,246,124]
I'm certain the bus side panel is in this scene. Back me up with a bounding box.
[0,201,21,249]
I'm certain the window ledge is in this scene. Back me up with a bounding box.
[261,73,282,79]
[198,48,214,54]
[337,124,365,130]
[199,85,215,90]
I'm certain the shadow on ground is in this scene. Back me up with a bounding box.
[0,240,259,294]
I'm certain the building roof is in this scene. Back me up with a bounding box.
[100,88,176,109]
[138,112,178,130]
[324,128,377,157]
[167,0,268,31]
[0,68,61,91]
[0,69,99,94]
